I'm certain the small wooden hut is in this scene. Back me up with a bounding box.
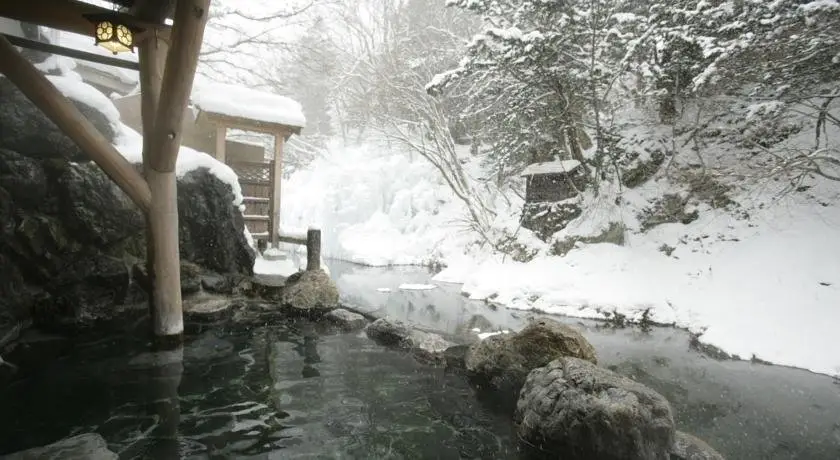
[189,82,306,248]
[520,159,586,203]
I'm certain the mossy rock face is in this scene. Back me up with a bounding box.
[521,202,583,242]
[622,151,666,188]
[639,194,699,232]
[1,77,255,332]
[552,222,625,256]
[464,319,597,410]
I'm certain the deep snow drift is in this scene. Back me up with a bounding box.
[279,131,840,377]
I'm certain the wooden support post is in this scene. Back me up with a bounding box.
[0,35,151,213]
[215,124,227,163]
[139,30,168,322]
[306,228,321,272]
[270,133,285,247]
[145,0,211,337]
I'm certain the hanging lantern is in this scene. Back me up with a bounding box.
[84,12,137,55]
[95,20,134,54]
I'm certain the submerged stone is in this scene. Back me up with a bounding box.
[365,318,454,363]
[324,308,368,331]
[671,431,725,460]
[3,433,118,460]
[515,357,675,460]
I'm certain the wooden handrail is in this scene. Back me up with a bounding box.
[275,229,321,272]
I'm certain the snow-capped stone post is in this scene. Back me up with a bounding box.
[143,0,211,338]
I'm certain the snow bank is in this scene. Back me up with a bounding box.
[114,125,244,209]
[398,283,437,291]
[191,81,306,129]
[438,184,840,377]
[280,140,477,266]
[47,74,122,133]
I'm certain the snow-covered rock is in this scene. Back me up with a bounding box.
[515,357,675,460]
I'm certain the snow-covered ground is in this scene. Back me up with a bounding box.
[279,129,840,377]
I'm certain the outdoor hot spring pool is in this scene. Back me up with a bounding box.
[0,261,838,459]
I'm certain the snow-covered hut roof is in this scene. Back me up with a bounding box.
[190,82,306,134]
[520,160,582,177]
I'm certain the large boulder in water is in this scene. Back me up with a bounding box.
[281,270,339,315]
[464,318,597,406]
[3,433,118,460]
[0,78,254,331]
[514,357,675,460]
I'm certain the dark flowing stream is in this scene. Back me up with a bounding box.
[1,260,839,459]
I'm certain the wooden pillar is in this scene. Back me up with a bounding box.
[146,0,211,337]
[306,228,321,272]
[0,35,151,212]
[215,123,227,163]
[270,133,284,247]
[139,31,169,321]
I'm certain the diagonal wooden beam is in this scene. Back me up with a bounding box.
[0,35,152,213]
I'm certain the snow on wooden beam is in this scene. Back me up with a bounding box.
[0,35,152,212]
[520,160,582,177]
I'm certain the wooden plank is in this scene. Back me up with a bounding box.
[243,196,270,203]
[0,35,151,212]
[1,34,140,70]
[215,123,226,163]
[228,160,272,167]
[270,135,284,247]
[0,0,169,38]
[204,112,299,136]
[306,228,321,272]
[146,0,211,338]
[239,179,271,186]
[243,215,270,221]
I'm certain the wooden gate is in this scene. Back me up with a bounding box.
[229,160,275,240]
